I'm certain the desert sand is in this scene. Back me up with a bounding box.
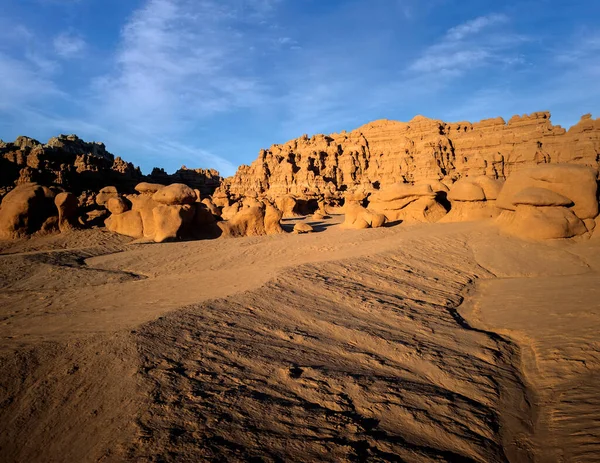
[2,215,599,462]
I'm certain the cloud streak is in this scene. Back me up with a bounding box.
[409,13,523,75]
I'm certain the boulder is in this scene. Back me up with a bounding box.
[447,180,485,202]
[511,187,573,207]
[440,201,501,223]
[264,202,285,235]
[105,210,144,239]
[152,183,196,205]
[368,183,443,222]
[496,206,587,240]
[135,182,164,194]
[54,192,78,232]
[218,206,267,238]
[152,204,195,243]
[129,194,160,239]
[343,203,386,229]
[276,195,301,218]
[0,183,56,239]
[96,186,118,206]
[107,197,129,215]
[293,222,314,234]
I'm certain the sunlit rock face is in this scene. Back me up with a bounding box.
[219,112,600,201]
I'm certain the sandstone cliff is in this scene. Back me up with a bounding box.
[219,112,600,199]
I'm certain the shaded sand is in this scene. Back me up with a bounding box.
[0,217,599,462]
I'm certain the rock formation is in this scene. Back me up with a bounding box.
[495,165,598,240]
[367,183,446,223]
[440,176,503,222]
[148,166,222,197]
[0,134,223,239]
[219,112,600,201]
[0,183,58,239]
[0,135,142,199]
[104,183,211,243]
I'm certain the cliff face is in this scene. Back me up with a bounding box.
[0,135,222,198]
[220,112,600,199]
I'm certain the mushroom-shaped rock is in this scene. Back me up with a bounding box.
[293,222,314,234]
[344,203,386,229]
[511,187,574,207]
[497,164,598,219]
[0,183,56,239]
[54,192,78,232]
[105,210,144,239]
[496,206,587,240]
[471,176,504,200]
[96,186,118,206]
[107,197,130,215]
[152,204,195,243]
[368,183,441,222]
[447,180,485,202]
[135,182,165,194]
[152,183,196,205]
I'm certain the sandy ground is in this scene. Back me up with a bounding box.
[0,216,599,462]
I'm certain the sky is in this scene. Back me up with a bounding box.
[0,0,599,177]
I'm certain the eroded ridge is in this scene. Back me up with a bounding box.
[131,238,532,462]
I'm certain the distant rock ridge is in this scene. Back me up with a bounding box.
[0,134,222,199]
[218,111,600,199]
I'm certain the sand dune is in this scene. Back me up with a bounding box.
[1,217,599,462]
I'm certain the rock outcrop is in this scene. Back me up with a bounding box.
[495,165,598,240]
[440,176,503,222]
[0,183,57,239]
[219,112,600,201]
[368,183,446,223]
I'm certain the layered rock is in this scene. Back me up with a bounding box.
[0,135,142,198]
[219,112,600,200]
[368,183,447,223]
[495,165,598,240]
[440,176,503,222]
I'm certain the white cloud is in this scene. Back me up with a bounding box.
[0,52,63,110]
[409,13,523,75]
[53,32,86,58]
[92,0,273,131]
[445,13,508,41]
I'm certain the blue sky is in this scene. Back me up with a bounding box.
[1,0,599,176]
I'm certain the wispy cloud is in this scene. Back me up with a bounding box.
[53,32,86,58]
[91,0,274,132]
[409,13,524,75]
[0,53,62,111]
[446,13,508,41]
